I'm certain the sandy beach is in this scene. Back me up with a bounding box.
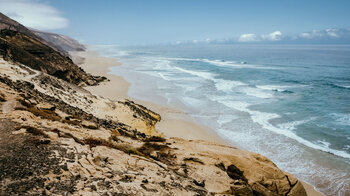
[72,50,324,196]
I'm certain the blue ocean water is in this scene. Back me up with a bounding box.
[94,44,350,195]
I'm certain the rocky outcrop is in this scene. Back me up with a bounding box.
[0,55,307,195]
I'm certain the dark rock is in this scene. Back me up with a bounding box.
[193,179,205,187]
[215,162,226,171]
[226,164,247,182]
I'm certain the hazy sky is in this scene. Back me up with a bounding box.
[1,0,350,45]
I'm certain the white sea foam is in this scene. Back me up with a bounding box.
[210,98,350,159]
[174,66,248,93]
[278,117,317,131]
[240,87,274,99]
[213,79,245,92]
[217,114,238,126]
[333,84,350,89]
[330,113,350,126]
[173,66,215,80]
[317,140,331,148]
[169,66,264,98]
[158,72,171,81]
[201,59,277,69]
[163,57,277,69]
[181,96,205,108]
[152,59,173,70]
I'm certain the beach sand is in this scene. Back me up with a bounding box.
[71,50,324,196]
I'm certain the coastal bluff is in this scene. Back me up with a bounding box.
[0,13,307,195]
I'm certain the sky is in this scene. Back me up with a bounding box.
[0,0,350,45]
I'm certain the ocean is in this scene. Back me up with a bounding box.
[93,44,350,195]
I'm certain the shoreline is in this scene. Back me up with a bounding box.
[71,49,324,196]
[71,50,228,145]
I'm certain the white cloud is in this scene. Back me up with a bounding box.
[175,28,350,45]
[326,28,340,38]
[0,0,69,30]
[262,31,283,41]
[297,29,349,39]
[238,31,283,42]
[299,32,311,39]
[238,33,259,42]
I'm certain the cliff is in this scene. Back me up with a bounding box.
[0,12,105,86]
[0,13,308,195]
[0,12,69,57]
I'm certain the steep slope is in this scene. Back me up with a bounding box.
[0,12,104,86]
[0,12,68,56]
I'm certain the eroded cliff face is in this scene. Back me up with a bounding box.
[0,57,307,195]
[0,12,105,86]
[0,12,69,57]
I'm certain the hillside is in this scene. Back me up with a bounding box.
[0,12,105,86]
[32,29,86,52]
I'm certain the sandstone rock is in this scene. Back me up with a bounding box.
[86,79,95,86]
[81,120,98,129]
[37,103,56,111]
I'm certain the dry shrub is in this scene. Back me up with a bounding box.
[0,92,6,102]
[144,136,166,142]
[110,130,120,142]
[183,157,204,165]
[114,143,142,156]
[21,106,61,121]
[137,142,174,163]
[62,119,81,126]
[22,126,49,138]
[84,137,142,156]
